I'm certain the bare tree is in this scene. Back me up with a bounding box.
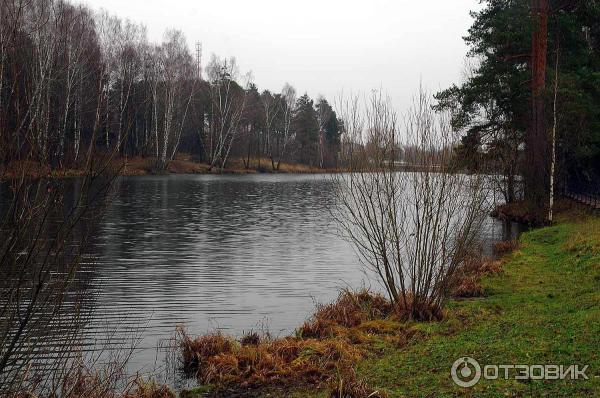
[0,3,127,393]
[269,83,296,170]
[332,89,490,320]
[0,78,122,398]
[147,30,195,170]
[55,3,96,163]
[261,90,281,170]
[335,92,364,169]
[22,0,60,162]
[112,19,145,155]
[203,55,248,171]
[96,11,121,151]
[261,84,297,170]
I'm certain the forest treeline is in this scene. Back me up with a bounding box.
[1,0,599,213]
[436,0,600,221]
[0,0,342,173]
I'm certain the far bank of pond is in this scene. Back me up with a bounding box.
[0,156,336,180]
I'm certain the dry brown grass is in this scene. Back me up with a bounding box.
[493,239,520,256]
[177,290,403,394]
[451,255,503,298]
[277,162,339,174]
[226,156,339,174]
[329,370,387,398]
[452,274,485,298]
[12,366,175,398]
[297,289,394,339]
[176,290,456,396]
[240,331,262,347]
[393,294,446,322]
[1,159,87,180]
[122,155,210,175]
[178,330,236,374]
[123,379,176,398]
[178,331,363,388]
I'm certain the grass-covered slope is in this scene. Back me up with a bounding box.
[356,213,600,397]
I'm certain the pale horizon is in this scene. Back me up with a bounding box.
[75,0,481,111]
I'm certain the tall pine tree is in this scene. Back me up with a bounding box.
[293,94,320,166]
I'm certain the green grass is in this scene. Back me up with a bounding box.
[354,215,600,397]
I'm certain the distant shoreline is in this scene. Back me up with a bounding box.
[0,157,458,181]
[0,156,340,181]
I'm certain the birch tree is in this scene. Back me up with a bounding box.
[53,3,96,163]
[203,55,248,171]
[270,83,297,170]
[152,30,195,170]
[21,0,60,162]
[261,90,281,170]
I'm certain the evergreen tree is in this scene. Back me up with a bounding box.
[316,98,341,167]
[436,0,600,210]
[293,94,320,165]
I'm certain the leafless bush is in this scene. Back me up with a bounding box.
[0,159,122,396]
[0,1,140,392]
[0,13,125,391]
[332,89,490,320]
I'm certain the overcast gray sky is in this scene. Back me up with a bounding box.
[76,0,481,111]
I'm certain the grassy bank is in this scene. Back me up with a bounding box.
[0,156,336,180]
[181,204,599,397]
[351,208,600,397]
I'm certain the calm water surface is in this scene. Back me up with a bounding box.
[57,174,519,381]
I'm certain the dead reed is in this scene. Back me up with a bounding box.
[451,254,504,298]
[493,239,520,256]
[177,289,399,396]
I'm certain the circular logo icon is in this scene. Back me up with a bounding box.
[451,357,482,388]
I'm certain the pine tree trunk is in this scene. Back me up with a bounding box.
[525,0,550,223]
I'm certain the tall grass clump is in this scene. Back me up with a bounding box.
[176,290,396,396]
[450,252,503,298]
[177,328,363,388]
[298,289,394,339]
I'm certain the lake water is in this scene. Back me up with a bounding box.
[2,173,522,385]
[85,174,366,378]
